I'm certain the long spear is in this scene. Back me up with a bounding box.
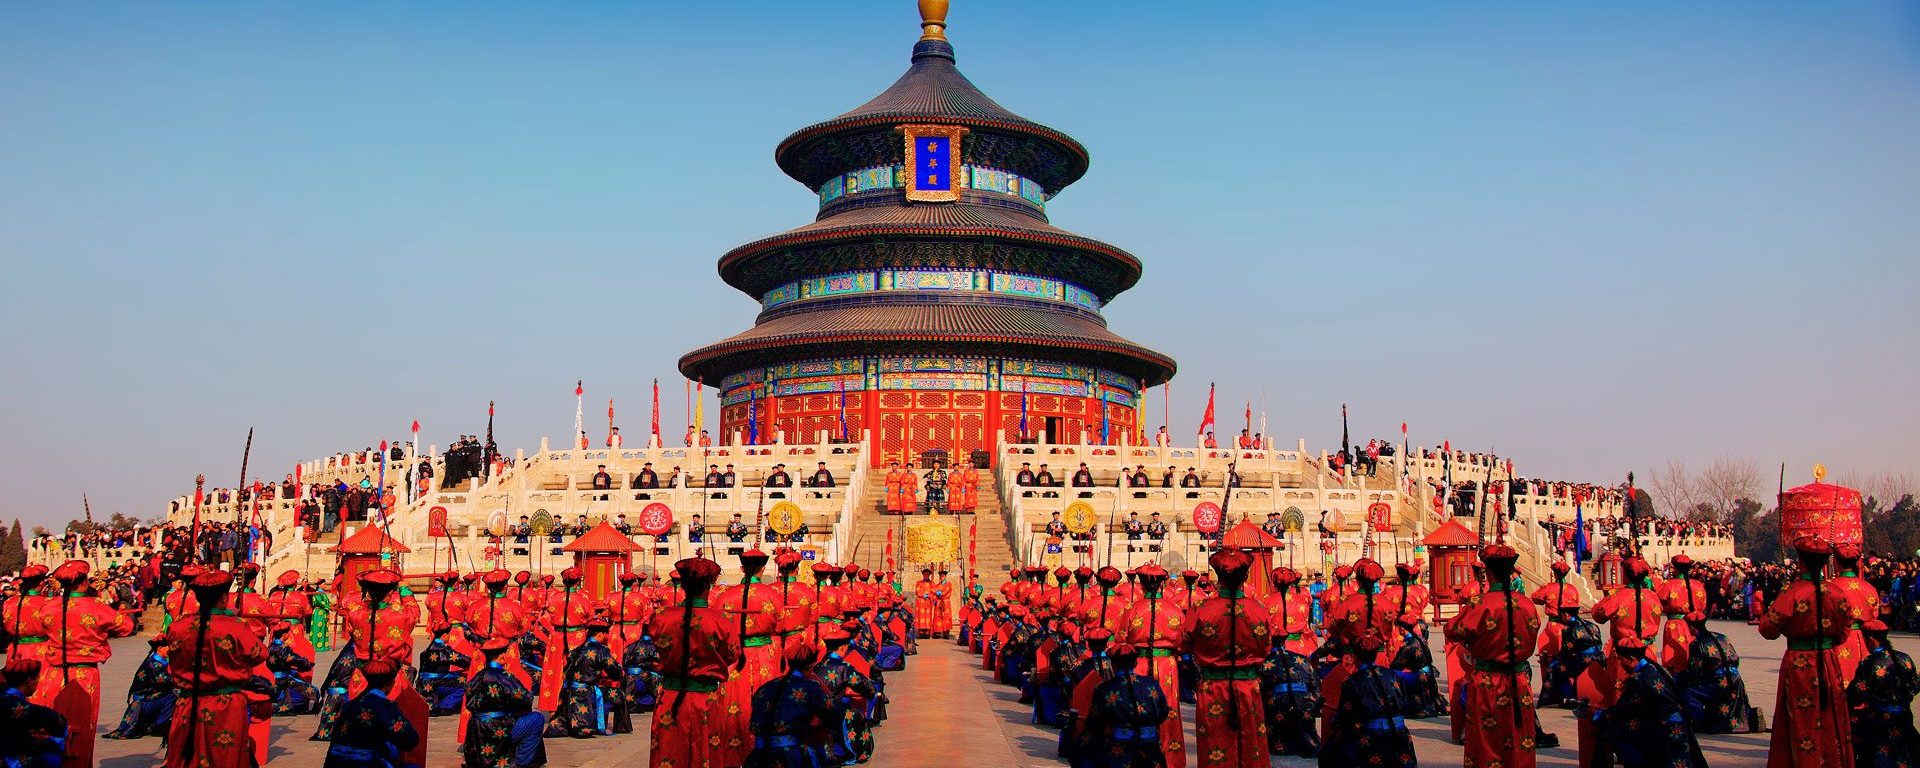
[234,427,255,524]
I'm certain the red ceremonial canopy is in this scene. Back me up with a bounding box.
[1221,520,1282,599]
[562,521,642,553]
[1221,520,1283,550]
[1779,481,1864,549]
[1422,519,1479,548]
[331,525,412,554]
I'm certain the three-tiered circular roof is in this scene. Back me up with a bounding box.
[681,5,1174,388]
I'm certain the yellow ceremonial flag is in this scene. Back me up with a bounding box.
[694,379,705,437]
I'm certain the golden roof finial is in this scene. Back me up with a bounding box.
[919,0,949,41]
[1813,463,1828,483]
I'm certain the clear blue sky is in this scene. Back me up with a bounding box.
[3,1,1916,529]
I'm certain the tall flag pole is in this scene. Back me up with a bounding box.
[608,398,616,446]
[574,381,585,449]
[747,380,759,445]
[1340,404,1351,465]
[693,379,705,445]
[484,401,496,477]
[234,428,255,524]
[1197,382,1216,440]
[837,378,849,442]
[684,380,693,443]
[1019,380,1030,439]
[1572,489,1588,570]
[409,418,421,502]
[651,379,662,448]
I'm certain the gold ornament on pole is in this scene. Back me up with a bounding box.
[918,0,949,41]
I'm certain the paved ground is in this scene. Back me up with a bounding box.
[82,619,1916,767]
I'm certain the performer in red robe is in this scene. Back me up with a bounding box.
[165,569,269,768]
[1760,537,1858,768]
[608,571,654,659]
[1655,555,1708,672]
[646,557,741,768]
[267,570,318,667]
[536,567,600,712]
[912,569,940,637]
[1444,545,1543,768]
[716,549,782,765]
[931,568,954,637]
[1183,548,1272,768]
[1075,566,1132,641]
[1832,543,1881,685]
[35,560,136,768]
[770,551,816,656]
[1446,562,1486,744]
[1120,563,1187,768]
[1263,567,1317,656]
[1,565,52,672]
[1320,559,1398,742]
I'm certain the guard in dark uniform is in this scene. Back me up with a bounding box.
[1085,643,1171,768]
[323,658,421,768]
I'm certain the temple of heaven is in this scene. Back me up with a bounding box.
[679,0,1176,467]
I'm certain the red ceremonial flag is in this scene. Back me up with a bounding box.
[650,378,661,443]
[411,419,420,433]
[1197,382,1216,436]
[575,381,584,397]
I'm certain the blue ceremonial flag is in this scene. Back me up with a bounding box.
[1100,397,1110,445]
[747,386,759,445]
[1019,382,1030,436]
[837,380,849,441]
[1573,498,1589,566]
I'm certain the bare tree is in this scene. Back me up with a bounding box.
[1695,456,1761,521]
[1834,469,1918,506]
[1648,456,1761,522]
[1649,459,1704,520]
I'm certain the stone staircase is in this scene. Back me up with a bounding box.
[849,469,1016,595]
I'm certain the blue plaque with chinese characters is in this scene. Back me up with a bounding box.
[902,124,967,202]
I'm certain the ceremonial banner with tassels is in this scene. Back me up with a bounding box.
[906,519,960,567]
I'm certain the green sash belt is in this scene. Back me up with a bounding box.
[1789,638,1839,651]
[1472,659,1531,674]
[1199,667,1260,681]
[742,636,774,648]
[661,677,721,693]
[1145,648,1176,657]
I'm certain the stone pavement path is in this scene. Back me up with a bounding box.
[80,620,1920,767]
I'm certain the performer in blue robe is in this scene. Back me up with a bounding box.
[1,658,68,768]
[415,625,472,716]
[547,621,621,738]
[103,636,177,739]
[1320,633,1416,768]
[742,643,832,768]
[1605,637,1707,768]
[1848,620,1920,768]
[816,621,879,766]
[311,637,364,740]
[322,659,421,768]
[1388,615,1447,719]
[1261,630,1321,757]
[463,638,548,768]
[269,624,320,715]
[1675,611,1759,734]
[1085,644,1172,768]
[620,632,661,713]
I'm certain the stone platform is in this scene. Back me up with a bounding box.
[83,619,1903,767]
